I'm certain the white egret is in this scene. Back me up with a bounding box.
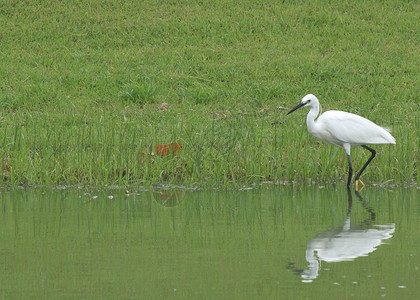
[287,94,396,190]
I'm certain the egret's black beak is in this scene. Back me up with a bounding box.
[287,102,306,115]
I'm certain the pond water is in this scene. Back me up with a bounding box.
[0,186,418,299]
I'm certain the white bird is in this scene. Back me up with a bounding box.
[287,94,396,190]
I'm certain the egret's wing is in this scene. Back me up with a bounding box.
[318,111,395,145]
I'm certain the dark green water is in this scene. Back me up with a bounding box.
[0,186,418,299]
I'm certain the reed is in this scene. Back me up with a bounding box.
[0,0,418,188]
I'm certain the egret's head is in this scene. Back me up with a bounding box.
[287,94,318,115]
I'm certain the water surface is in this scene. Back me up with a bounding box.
[0,186,418,299]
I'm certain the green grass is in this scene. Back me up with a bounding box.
[0,0,418,188]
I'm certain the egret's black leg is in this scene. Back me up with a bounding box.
[346,154,353,187]
[355,145,376,182]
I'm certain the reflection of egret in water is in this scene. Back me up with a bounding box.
[290,188,395,283]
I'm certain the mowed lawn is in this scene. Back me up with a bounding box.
[0,0,418,187]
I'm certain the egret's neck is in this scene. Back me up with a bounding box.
[306,101,320,133]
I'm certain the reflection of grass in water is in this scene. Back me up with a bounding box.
[152,190,184,208]
[0,187,418,298]
[0,1,418,187]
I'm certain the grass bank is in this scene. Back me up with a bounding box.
[0,0,418,188]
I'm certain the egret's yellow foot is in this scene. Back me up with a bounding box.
[355,179,365,192]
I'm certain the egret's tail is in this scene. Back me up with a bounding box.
[379,126,396,144]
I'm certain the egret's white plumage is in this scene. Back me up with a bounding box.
[287,94,396,189]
